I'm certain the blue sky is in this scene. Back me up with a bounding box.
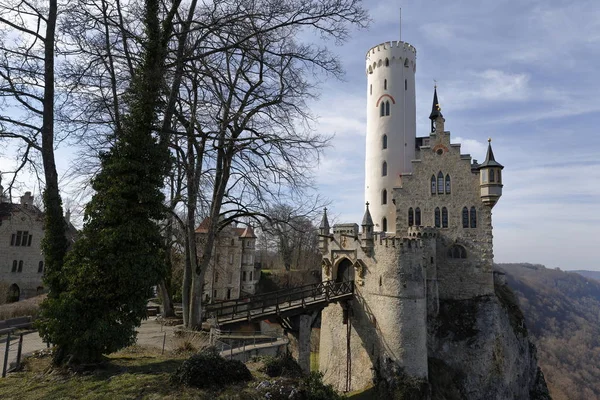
[1,0,598,270]
[312,0,600,270]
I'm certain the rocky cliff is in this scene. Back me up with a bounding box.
[424,281,551,400]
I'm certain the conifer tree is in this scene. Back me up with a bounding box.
[38,0,177,365]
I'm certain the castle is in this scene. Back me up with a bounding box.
[317,39,504,391]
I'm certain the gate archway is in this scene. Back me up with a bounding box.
[7,284,20,303]
[335,258,354,283]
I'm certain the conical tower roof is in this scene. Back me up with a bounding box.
[478,139,504,169]
[429,87,443,121]
[361,202,373,226]
[319,207,330,230]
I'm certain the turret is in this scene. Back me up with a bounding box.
[361,202,374,253]
[318,207,330,254]
[478,139,504,208]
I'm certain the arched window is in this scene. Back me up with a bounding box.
[447,245,467,259]
[382,189,387,205]
[442,207,448,228]
[385,101,390,116]
[470,207,477,228]
[382,217,388,232]
[380,102,385,117]
[445,174,451,194]
[434,207,441,228]
[415,208,421,226]
[408,208,414,226]
[497,169,502,183]
[382,134,387,149]
[490,169,495,183]
[462,207,469,228]
[384,79,387,90]
[18,260,23,272]
[385,58,389,66]
[11,260,17,273]
[382,161,387,176]
[437,172,444,194]
[431,175,436,194]
[38,261,44,273]
[404,59,409,67]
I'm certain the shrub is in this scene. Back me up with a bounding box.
[261,354,303,378]
[171,347,252,388]
[300,371,343,400]
[0,294,45,320]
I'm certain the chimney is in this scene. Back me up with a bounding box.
[20,191,33,207]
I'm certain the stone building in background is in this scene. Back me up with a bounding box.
[195,219,259,302]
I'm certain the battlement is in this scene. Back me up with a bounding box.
[365,41,417,60]
[406,226,437,239]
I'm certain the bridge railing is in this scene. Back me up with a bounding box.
[207,280,353,323]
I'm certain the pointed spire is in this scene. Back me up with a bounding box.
[429,86,443,121]
[361,202,373,226]
[478,138,504,169]
[319,207,330,231]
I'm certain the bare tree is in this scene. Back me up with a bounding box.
[0,0,68,294]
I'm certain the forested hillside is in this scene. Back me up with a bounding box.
[497,263,600,400]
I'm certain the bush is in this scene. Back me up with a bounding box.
[171,347,252,388]
[261,354,303,378]
[0,294,45,320]
[300,371,343,400]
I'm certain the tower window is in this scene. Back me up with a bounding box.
[489,169,495,183]
[18,260,23,272]
[38,261,44,273]
[437,172,444,194]
[370,84,372,95]
[434,207,441,228]
[404,59,409,68]
[384,79,387,90]
[385,101,390,116]
[442,207,448,228]
[408,208,414,227]
[385,58,389,66]
[445,174,451,194]
[380,102,385,117]
[470,207,477,228]
[382,189,387,205]
[382,161,387,176]
[462,207,469,228]
[12,260,17,273]
[405,79,407,90]
[415,208,421,226]
[382,217,388,232]
[481,170,488,183]
[382,134,387,149]
[431,175,436,194]
[497,169,502,183]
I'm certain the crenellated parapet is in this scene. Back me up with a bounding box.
[406,226,437,239]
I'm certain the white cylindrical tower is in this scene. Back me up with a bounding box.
[364,41,417,233]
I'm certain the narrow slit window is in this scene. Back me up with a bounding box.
[405,79,407,90]
[384,79,387,90]
[385,101,390,116]
[382,189,387,205]
[382,217,388,232]
[415,208,421,226]
[442,207,448,228]
[382,161,387,176]
[382,134,387,149]
[380,102,385,117]
[437,172,444,194]
[434,208,441,228]
[408,208,414,226]
[470,207,477,228]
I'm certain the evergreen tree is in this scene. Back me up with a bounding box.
[38,0,175,365]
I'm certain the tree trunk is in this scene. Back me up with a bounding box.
[158,279,175,318]
[182,233,192,327]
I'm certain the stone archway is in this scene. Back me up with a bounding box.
[7,284,20,303]
[335,258,354,283]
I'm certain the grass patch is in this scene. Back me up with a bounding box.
[310,352,319,372]
[0,295,45,320]
[0,346,260,400]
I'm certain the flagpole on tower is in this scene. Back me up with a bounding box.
[399,7,402,42]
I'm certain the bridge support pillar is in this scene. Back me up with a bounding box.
[298,314,312,374]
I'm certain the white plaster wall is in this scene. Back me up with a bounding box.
[365,41,417,233]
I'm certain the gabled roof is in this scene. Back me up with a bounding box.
[0,202,44,220]
[195,217,256,239]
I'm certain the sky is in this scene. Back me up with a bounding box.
[1,0,598,271]
[311,0,600,270]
